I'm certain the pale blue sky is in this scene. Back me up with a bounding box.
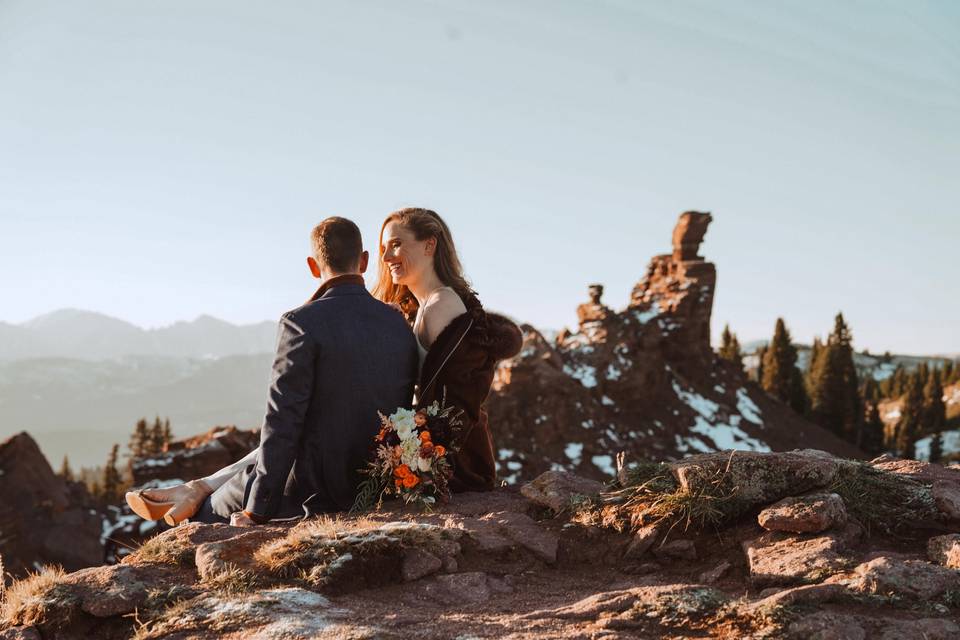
[1,1,957,354]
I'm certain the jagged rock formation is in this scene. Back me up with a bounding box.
[487,211,863,484]
[2,449,959,639]
[0,432,104,578]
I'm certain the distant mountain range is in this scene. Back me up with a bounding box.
[0,309,276,360]
[0,309,277,468]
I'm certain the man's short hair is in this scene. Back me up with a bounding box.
[310,217,363,273]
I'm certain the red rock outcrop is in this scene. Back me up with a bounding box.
[130,425,259,486]
[0,432,104,578]
[487,211,863,484]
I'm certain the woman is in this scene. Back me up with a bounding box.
[127,207,519,523]
[373,207,522,492]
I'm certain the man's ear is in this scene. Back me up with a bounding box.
[306,256,322,279]
[358,250,369,274]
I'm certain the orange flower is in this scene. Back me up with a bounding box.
[394,464,412,479]
[414,411,428,427]
[402,474,419,488]
[418,430,431,443]
[434,445,446,457]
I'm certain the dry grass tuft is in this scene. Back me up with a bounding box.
[574,459,747,535]
[131,533,196,567]
[828,461,940,535]
[0,565,76,629]
[202,564,264,596]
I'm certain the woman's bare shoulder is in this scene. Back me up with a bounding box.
[422,288,467,345]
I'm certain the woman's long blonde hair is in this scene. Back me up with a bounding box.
[371,208,473,312]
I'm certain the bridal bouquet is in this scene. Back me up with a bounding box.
[351,401,463,512]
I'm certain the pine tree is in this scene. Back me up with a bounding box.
[129,418,149,458]
[148,416,164,455]
[861,401,885,457]
[59,455,74,482]
[761,318,807,414]
[755,345,767,384]
[808,313,861,444]
[162,418,173,451]
[922,369,946,437]
[806,337,824,393]
[944,361,955,385]
[889,365,907,398]
[718,324,744,372]
[929,431,944,463]
[862,376,880,405]
[102,444,122,503]
[895,374,924,459]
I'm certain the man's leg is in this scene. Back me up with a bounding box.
[192,464,254,524]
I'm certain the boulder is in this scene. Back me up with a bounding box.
[742,529,852,586]
[401,548,443,582]
[0,432,105,577]
[932,480,960,520]
[672,450,839,516]
[520,470,603,513]
[653,539,697,561]
[622,524,660,560]
[843,556,960,600]
[757,492,847,533]
[928,534,960,569]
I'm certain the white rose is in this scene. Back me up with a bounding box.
[391,408,417,440]
[401,438,420,468]
[417,455,432,473]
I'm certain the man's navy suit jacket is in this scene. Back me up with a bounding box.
[245,280,417,517]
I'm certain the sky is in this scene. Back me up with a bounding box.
[1,0,958,355]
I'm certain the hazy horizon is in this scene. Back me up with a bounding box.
[2,1,958,355]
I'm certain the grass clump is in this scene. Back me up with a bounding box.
[132,533,196,567]
[202,564,264,596]
[0,565,77,629]
[828,461,939,535]
[576,456,749,534]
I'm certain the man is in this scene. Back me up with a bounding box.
[194,217,418,525]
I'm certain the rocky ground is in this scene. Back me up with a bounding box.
[3,449,960,640]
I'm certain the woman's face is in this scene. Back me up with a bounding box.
[381,221,435,286]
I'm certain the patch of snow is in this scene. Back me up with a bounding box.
[591,455,615,476]
[713,385,725,394]
[565,442,583,462]
[672,380,719,421]
[581,419,595,429]
[563,363,598,388]
[633,305,660,324]
[506,461,523,471]
[690,416,771,452]
[736,388,763,425]
[498,448,515,459]
[601,395,615,406]
[606,364,622,381]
